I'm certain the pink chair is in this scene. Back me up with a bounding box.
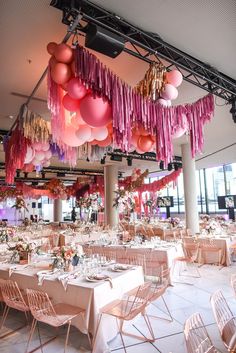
[92,282,154,353]
[184,312,220,353]
[0,280,30,339]
[210,290,236,352]
[26,288,90,353]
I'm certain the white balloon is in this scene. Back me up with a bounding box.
[76,125,92,142]
[35,151,45,161]
[92,126,108,141]
[44,150,52,159]
[24,146,35,164]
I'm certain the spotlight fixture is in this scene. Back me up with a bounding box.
[24,172,28,179]
[100,156,106,165]
[230,99,236,123]
[16,170,20,178]
[41,171,46,179]
[174,163,179,171]
[86,157,90,162]
[167,163,173,171]
[127,157,132,167]
[159,161,164,170]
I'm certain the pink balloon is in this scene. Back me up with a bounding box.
[80,94,112,128]
[137,135,154,153]
[67,78,87,100]
[92,127,108,141]
[24,146,35,164]
[76,125,92,142]
[161,84,178,100]
[166,100,172,107]
[172,127,186,139]
[62,94,80,112]
[166,70,183,88]
[51,63,71,85]
[61,125,84,147]
[135,147,145,154]
[44,150,52,159]
[157,98,168,107]
[71,112,86,128]
[41,142,50,152]
[35,151,45,161]
[32,142,42,151]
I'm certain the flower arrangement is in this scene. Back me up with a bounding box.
[205,221,218,234]
[169,217,181,227]
[113,187,136,213]
[9,240,35,253]
[11,196,28,211]
[200,214,210,222]
[0,229,8,243]
[52,246,81,269]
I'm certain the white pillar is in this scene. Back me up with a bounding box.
[53,199,63,222]
[104,165,119,227]
[181,142,199,234]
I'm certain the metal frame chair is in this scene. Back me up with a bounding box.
[26,288,90,353]
[0,279,30,339]
[210,290,236,352]
[184,312,220,353]
[92,282,154,353]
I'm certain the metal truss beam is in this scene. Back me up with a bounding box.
[50,0,236,102]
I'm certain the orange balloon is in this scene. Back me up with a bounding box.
[47,42,58,55]
[138,126,149,136]
[107,122,113,134]
[54,44,73,64]
[51,63,71,85]
[89,139,99,145]
[97,135,112,147]
[150,135,156,142]
[137,135,153,152]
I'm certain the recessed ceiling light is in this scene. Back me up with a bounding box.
[8,115,14,119]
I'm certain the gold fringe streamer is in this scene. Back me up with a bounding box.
[136,62,166,101]
[20,104,50,142]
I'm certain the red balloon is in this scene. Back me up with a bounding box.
[137,135,154,153]
[23,163,34,173]
[60,81,68,91]
[47,42,57,55]
[107,122,113,134]
[97,135,112,147]
[67,78,87,100]
[89,139,99,145]
[54,44,73,64]
[138,126,149,136]
[49,56,58,69]
[80,94,112,128]
[51,63,71,85]
[62,94,80,111]
[131,133,140,147]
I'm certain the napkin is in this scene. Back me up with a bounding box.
[58,270,81,291]
[37,270,59,286]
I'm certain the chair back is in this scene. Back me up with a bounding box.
[184,312,219,353]
[1,280,28,311]
[148,265,170,302]
[210,290,236,350]
[123,281,152,320]
[183,241,199,262]
[26,288,60,325]
[127,253,146,274]
[0,278,6,302]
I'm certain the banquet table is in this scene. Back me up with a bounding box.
[184,235,236,266]
[83,242,183,274]
[0,262,144,353]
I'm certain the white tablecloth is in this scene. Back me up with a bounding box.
[0,263,144,353]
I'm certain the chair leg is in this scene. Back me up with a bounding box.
[64,321,71,353]
[119,325,127,353]
[25,318,37,353]
[0,305,10,330]
[148,296,173,322]
[91,313,103,353]
[143,312,155,341]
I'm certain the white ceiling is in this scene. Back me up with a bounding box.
[0,0,235,176]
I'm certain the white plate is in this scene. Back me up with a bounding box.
[110,265,130,272]
[86,275,107,282]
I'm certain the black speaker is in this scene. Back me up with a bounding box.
[32,202,36,209]
[85,23,125,58]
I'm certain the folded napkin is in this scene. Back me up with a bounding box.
[37,269,59,286]
[58,270,81,291]
[9,264,29,277]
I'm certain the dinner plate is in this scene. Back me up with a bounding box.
[86,275,106,282]
[110,265,130,272]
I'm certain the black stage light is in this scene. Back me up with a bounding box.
[16,170,20,178]
[101,156,106,165]
[159,161,164,170]
[230,99,236,123]
[127,157,132,166]
[174,163,179,171]
[167,163,173,171]
[41,171,46,179]
[110,155,122,162]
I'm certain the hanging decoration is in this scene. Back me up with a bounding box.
[20,104,50,142]
[136,62,166,101]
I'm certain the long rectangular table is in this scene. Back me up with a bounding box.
[0,263,144,353]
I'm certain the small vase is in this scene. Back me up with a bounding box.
[64,260,73,272]
[19,251,31,264]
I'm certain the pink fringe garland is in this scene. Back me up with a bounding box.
[48,45,214,166]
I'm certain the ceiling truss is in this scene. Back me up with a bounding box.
[51,0,236,102]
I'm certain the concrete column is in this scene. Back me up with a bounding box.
[53,199,63,222]
[104,165,119,227]
[181,142,199,234]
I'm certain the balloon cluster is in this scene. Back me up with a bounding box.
[47,42,112,148]
[24,142,52,169]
